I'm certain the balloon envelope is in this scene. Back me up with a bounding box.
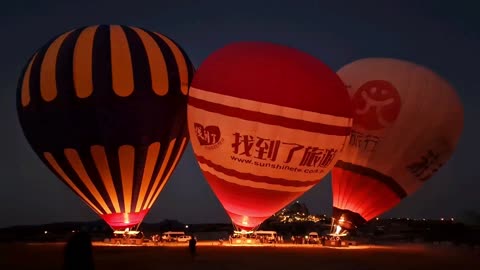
[188,42,353,230]
[17,25,194,230]
[331,58,464,230]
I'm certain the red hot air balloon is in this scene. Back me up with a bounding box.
[17,25,194,231]
[331,58,464,232]
[187,42,353,231]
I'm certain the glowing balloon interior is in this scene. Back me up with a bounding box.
[331,58,464,231]
[188,42,353,231]
[17,25,194,230]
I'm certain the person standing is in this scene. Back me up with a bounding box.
[63,231,95,270]
[188,235,197,260]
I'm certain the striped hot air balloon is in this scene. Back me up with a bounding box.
[331,58,464,232]
[187,42,353,231]
[16,25,194,230]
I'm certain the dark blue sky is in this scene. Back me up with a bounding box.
[1,0,478,227]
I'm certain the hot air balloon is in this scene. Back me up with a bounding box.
[16,25,194,231]
[187,42,353,231]
[331,58,464,233]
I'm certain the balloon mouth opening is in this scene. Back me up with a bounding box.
[101,209,149,230]
[332,207,366,233]
[226,210,267,232]
[232,221,260,232]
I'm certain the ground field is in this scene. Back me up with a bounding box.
[1,242,479,270]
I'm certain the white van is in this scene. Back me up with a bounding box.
[308,232,320,244]
[254,230,278,243]
[161,231,189,242]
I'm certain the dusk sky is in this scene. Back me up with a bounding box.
[1,0,478,228]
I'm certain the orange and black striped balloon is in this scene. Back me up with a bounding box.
[16,25,195,230]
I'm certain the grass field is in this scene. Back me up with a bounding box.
[1,242,479,270]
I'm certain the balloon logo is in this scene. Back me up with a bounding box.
[193,123,222,146]
[351,80,402,131]
[188,42,353,231]
[16,25,195,230]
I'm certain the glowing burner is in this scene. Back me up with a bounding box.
[242,216,249,226]
[332,207,366,232]
[335,225,342,235]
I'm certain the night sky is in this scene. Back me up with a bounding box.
[1,0,478,228]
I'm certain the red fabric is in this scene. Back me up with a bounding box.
[332,168,401,221]
[192,42,352,118]
[225,211,270,231]
[204,170,300,229]
[196,155,316,188]
[188,96,350,136]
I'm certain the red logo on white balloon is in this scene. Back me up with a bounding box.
[351,80,401,131]
[194,123,221,146]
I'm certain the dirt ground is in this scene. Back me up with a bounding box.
[1,242,479,270]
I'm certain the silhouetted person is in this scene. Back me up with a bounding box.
[63,231,95,270]
[188,235,197,260]
[321,236,326,246]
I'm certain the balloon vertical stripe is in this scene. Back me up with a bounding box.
[131,27,169,96]
[118,145,135,214]
[73,26,97,99]
[153,33,190,95]
[134,142,161,213]
[78,146,118,213]
[147,137,188,209]
[20,53,37,107]
[110,26,134,97]
[64,148,113,214]
[90,145,121,212]
[144,32,183,96]
[43,152,103,214]
[40,31,73,102]
[142,139,177,210]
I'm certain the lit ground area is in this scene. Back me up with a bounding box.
[2,242,479,270]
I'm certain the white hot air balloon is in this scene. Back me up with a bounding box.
[331,58,464,231]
